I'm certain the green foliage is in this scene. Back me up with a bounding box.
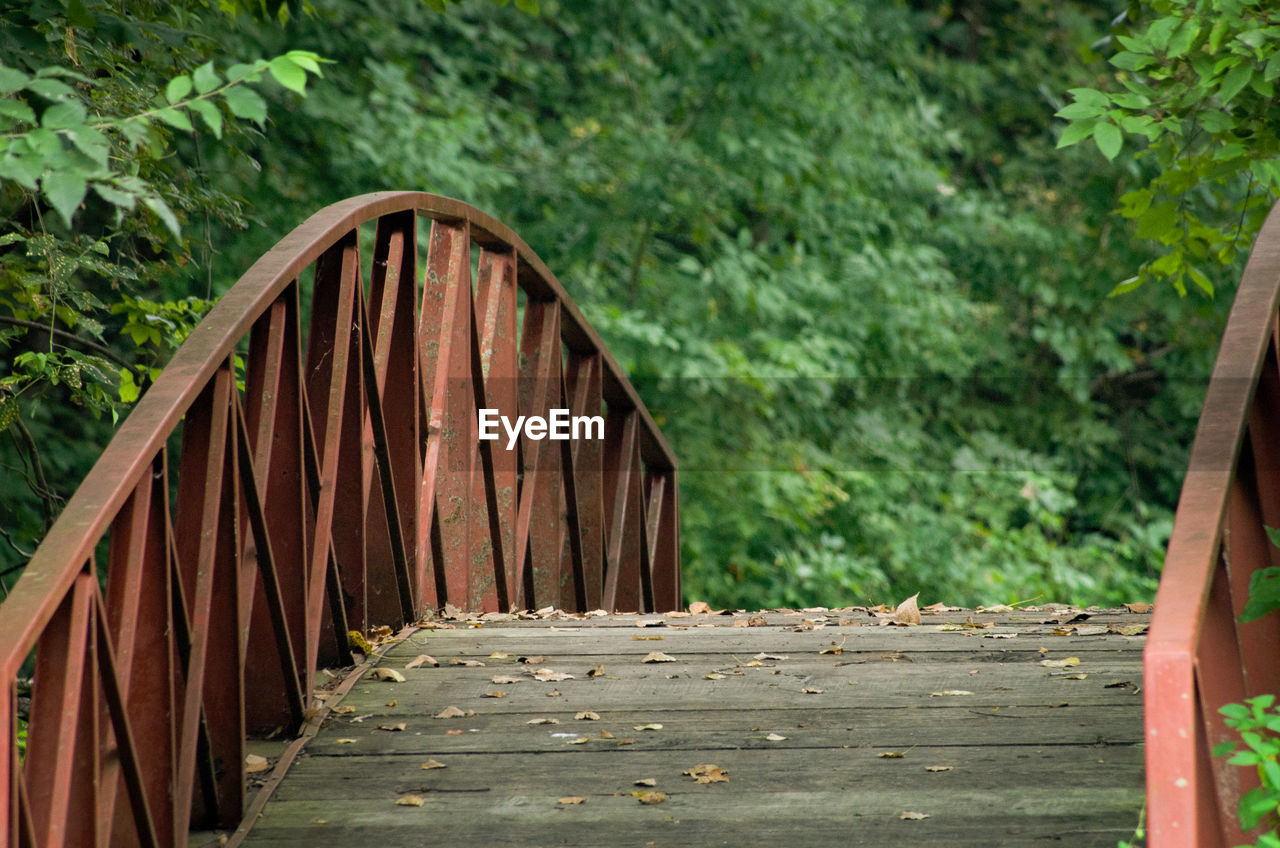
[1057,0,1280,296]
[0,1,321,575]
[1237,526,1280,623]
[1215,695,1280,842]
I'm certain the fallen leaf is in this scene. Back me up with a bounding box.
[575,711,601,721]
[405,655,438,669]
[632,635,664,641]
[445,729,464,735]
[983,632,1016,639]
[245,754,270,773]
[396,794,425,807]
[557,796,585,805]
[637,619,666,627]
[546,690,562,698]
[642,652,676,663]
[518,656,545,665]
[482,691,507,698]
[587,665,606,677]
[981,604,1014,613]
[1058,672,1088,680]
[335,738,357,744]
[634,778,657,787]
[385,700,398,707]
[489,652,509,659]
[1040,657,1080,668]
[616,738,636,746]
[819,641,846,655]
[1071,625,1108,636]
[930,690,973,697]
[747,614,768,627]
[1124,602,1153,614]
[634,723,664,731]
[567,736,590,745]
[450,658,485,667]
[378,722,407,732]
[369,668,405,683]
[421,759,447,769]
[491,675,523,684]
[924,765,952,772]
[1105,680,1134,688]
[689,602,712,614]
[802,686,824,694]
[704,672,727,680]
[434,706,470,719]
[527,717,559,725]
[599,730,615,739]
[1110,623,1149,636]
[879,752,905,759]
[531,668,575,681]
[754,652,788,661]
[899,811,930,820]
[683,763,729,784]
[637,792,667,805]
[548,626,579,632]
[893,593,922,626]
[334,705,356,715]
[765,733,787,742]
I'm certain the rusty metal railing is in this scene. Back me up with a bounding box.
[0,192,679,847]
[1147,202,1280,846]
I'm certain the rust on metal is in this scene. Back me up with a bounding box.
[1147,201,1280,848]
[0,193,679,847]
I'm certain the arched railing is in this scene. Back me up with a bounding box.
[0,192,679,847]
[1147,202,1280,846]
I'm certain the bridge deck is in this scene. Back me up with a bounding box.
[233,607,1147,847]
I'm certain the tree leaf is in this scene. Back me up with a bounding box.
[40,101,86,130]
[143,195,181,238]
[1094,121,1122,161]
[192,61,221,95]
[1220,62,1253,104]
[268,56,307,94]
[165,75,193,105]
[153,107,193,132]
[43,169,88,227]
[223,85,267,124]
[0,67,30,94]
[188,99,223,138]
[24,78,74,100]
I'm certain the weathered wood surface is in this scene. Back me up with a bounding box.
[237,608,1148,847]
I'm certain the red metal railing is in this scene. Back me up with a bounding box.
[0,192,679,847]
[1147,202,1280,846]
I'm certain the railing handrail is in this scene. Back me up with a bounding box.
[1,191,679,847]
[0,191,675,678]
[1147,201,1280,846]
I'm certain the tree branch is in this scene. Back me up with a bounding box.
[0,315,135,372]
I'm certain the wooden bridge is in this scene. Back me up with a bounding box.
[3,192,1280,847]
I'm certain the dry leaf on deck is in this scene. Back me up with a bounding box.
[450,658,485,667]
[636,619,665,628]
[405,655,438,669]
[1124,602,1153,614]
[1110,623,1148,636]
[705,673,727,680]
[421,759,447,769]
[634,778,657,786]
[632,635,664,641]
[434,706,470,719]
[802,686,824,694]
[765,733,787,742]
[634,723,664,731]
[546,690,561,698]
[893,593,922,626]
[599,730,615,739]
[689,602,712,614]
[531,668,575,681]
[335,738,357,744]
[369,668,405,683]
[518,655,545,665]
[378,722,407,732]
[489,652,509,659]
[245,754,269,773]
[575,711,600,721]
[491,675,523,685]
[396,794,425,807]
[637,792,667,804]
[527,717,559,725]
[587,665,606,677]
[557,797,585,805]
[1040,657,1080,668]
[642,652,676,663]
[482,691,507,698]
[683,763,729,784]
[754,652,788,661]
[930,690,973,697]
[899,811,930,820]
[924,765,952,772]
[445,729,463,735]
[567,736,590,745]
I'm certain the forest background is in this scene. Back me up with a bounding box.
[0,0,1260,610]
